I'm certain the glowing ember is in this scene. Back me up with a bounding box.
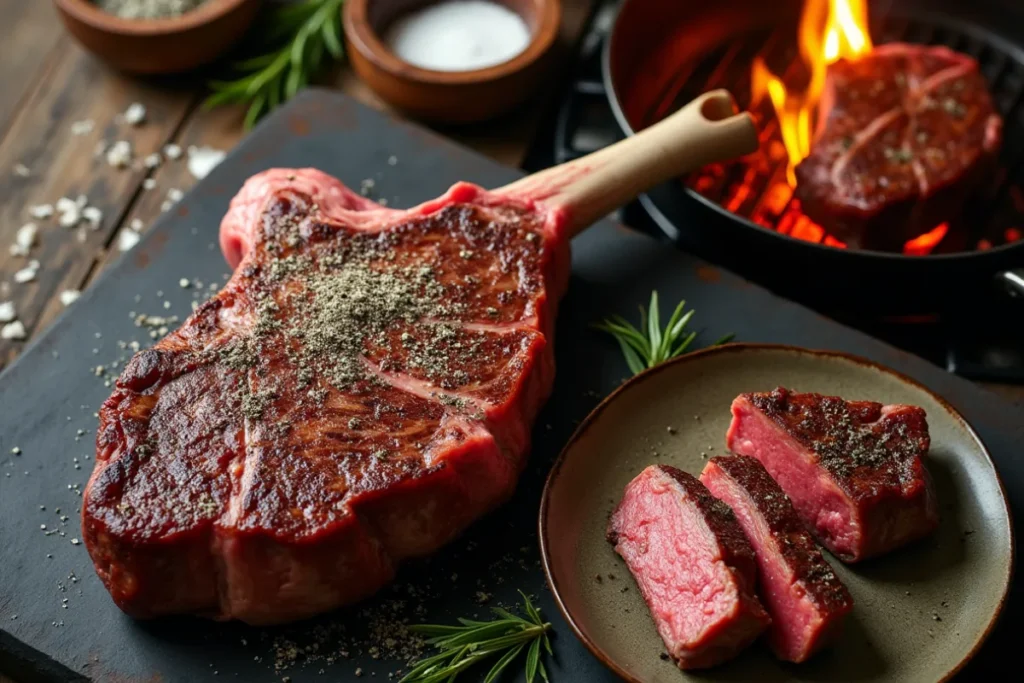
[751,0,873,185]
[903,224,949,256]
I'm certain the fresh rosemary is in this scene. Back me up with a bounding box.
[401,592,552,683]
[204,0,346,129]
[594,291,733,375]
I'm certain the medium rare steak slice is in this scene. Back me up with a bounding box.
[700,455,853,662]
[82,169,570,624]
[795,43,1002,250]
[726,387,938,562]
[608,465,770,669]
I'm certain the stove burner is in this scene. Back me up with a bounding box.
[542,0,1024,384]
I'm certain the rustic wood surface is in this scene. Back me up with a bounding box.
[0,1,1019,681]
[0,0,593,678]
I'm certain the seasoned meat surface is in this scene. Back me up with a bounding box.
[727,387,939,562]
[701,455,853,662]
[83,170,570,624]
[796,43,1002,250]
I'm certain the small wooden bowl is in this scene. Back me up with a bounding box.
[53,0,261,75]
[344,0,561,124]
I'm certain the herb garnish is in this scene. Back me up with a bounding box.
[204,0,346,128]
[594,291,733,375]
[401,592,552,683]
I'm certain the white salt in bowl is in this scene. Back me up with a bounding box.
[343,0,562,124]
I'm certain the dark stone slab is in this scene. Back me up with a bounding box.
[0,89,1020,682]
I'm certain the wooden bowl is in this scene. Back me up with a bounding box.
[343,0,561,124]
[53,0,261,75]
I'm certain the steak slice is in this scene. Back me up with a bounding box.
[795,43,1003,251]
[607,464,770,669]
[700,455,853,662]
[726,388,938,562]
[82,169,570,624]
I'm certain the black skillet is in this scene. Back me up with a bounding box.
[602,0,1024,316]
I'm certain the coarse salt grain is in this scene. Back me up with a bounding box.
[14,264,37,284]
[56,197,82,228]
[82,206,103,228]
[13,163,30,177]
[118,229,141,252]
[106,140,133,168]
[1,321,26,340]
[187,145,225,180]
[60,290,81,306]
[71,119,95,136]
[0,301,15,323]
[10,223,37,256]
[122,103,146,126]
[144,153,162,169]
[29,204,54,219]
[143,178,157,190]
[130,218,144,231]
[163,143,182,160]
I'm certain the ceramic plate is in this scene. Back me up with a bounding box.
[539,344,1013,682]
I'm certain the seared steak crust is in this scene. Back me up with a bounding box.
[701,455,852,662]
[796,43,1002,250]
[83,170,569,624]
[727,387,939,562]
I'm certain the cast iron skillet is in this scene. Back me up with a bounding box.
[602,0,1024,316]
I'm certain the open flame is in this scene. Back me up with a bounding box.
[751,0,873,184]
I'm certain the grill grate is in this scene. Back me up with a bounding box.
[645,12,1024,253]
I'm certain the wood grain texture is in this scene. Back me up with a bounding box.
[0,1,63,137]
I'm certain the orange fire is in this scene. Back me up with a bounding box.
[751,0,873,184]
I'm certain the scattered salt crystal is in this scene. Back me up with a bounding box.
[13,163,30,177]
[14,264,37,283]
[82,206,103,228]
[179,278,190,288]
[143,153,162,169]
[118,229,141,252]
[130,218,144,231]
[106,140,133,168]
[1,321,26,340]
[0,302,15,323]
[10,223,37,256]
[163,143,182,160]
[387,155,398,166]
[122,103,146,126]
[70,119,94,136]
[29,204,54,219]
[60,290,81,306]
[143,178,157,190]
[56,197,82,228]
[167,188,184,202]
[187,146,225,179]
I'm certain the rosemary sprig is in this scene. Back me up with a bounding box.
[401,592,553,683]
[204,0,346,129]
[594,291,733,375]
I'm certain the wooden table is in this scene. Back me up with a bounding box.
[0,0,595,370]
[0,1,1019,680]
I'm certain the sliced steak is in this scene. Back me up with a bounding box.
[726,387,938,562]
[795,43,1002,251]
[700,455,853,662]
[82,169,570,624]
[607,464,770,669]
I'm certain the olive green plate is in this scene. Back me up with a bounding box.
[539,344,1013,683]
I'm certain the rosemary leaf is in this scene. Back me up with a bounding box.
[204,0,346,128]
[401,595,552,683]
[595,291,733,375]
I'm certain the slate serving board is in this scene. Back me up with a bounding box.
[0,90,1020,683]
